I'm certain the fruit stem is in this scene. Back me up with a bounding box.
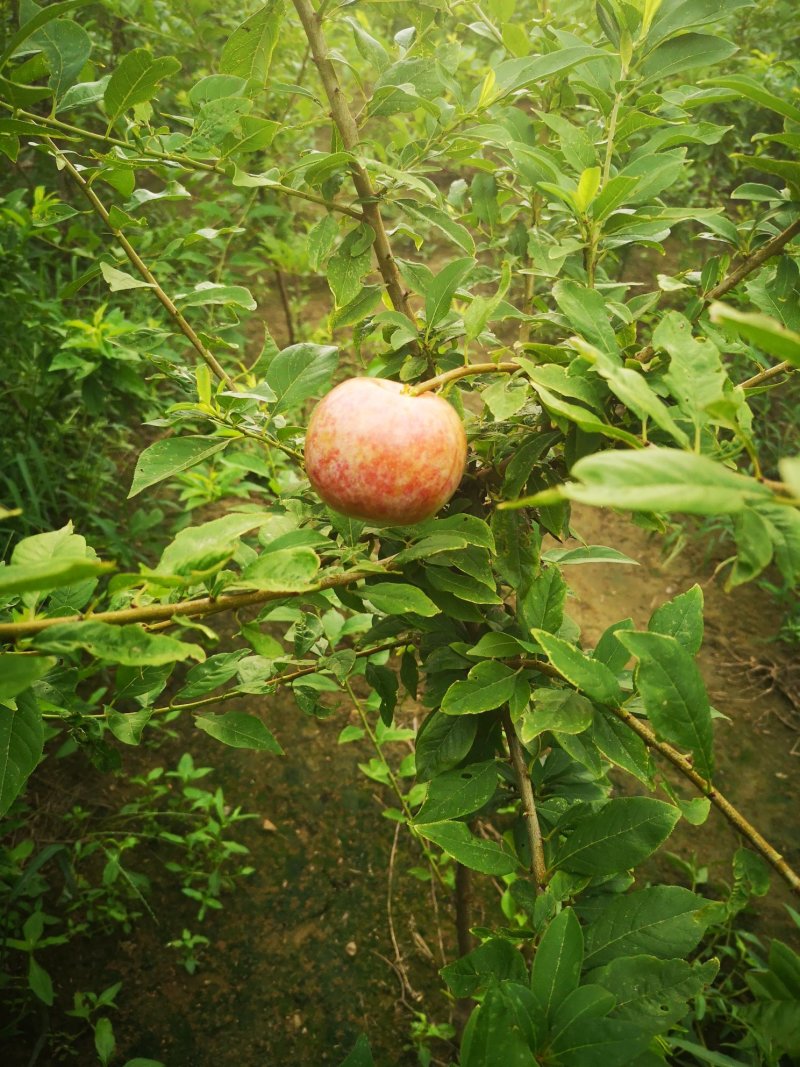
[409,362,520,396]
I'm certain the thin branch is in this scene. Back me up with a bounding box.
[706,217,800,302]
[156,638,410,714]
[512,657,800,895]
[502,709,546,890]
[47,138,232,384]
[4,102,363,219]
[607,703,800,896]
[740,360,795,390]
[0,565,389,640]
[290,0,414,318]
[633,215,800,363]
[408,361,520,396]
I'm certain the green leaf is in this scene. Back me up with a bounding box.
[425,257,475,333]
[493,46,607,94]
[549,1017,652,1067]
[709,303,800,366]
[552,280,619,356]
[523,382,642,448]
[32,18,91,101]
[176,651,248,702]
[548,985,615,1046]
[32,623,204,666]
[590,956,719,1032]
[0,655,56,704]
[10,523,95,613]
[0,557,109,597]
[426,567,502,605]
[553,448,772,514]
[106,708,153,746]
[237,547,320,591]
[592,708,654,785]
[399,201,475,255]
[648,585,704,655]
[361,582,440,618]
[415,820,517,875]
[520,689,594,742]
[129,437,233,498]
[414,762,497,824]
[220,0,284,82]
[0,0,93,74]
[28,955,54,1006]
[57,74,110,112]
[442,939,528,998]
[415,711,478,782]
[265,342,338,416]
[94,1016,115,1066]
[482,377,531,421]
[176,283,256,310]
[531,631,622,706]
[326,224,374,307]
[517,569,567,636]
[0,691,43,818]
[99,263,154,293]
[365,661,397,724]
[592,619,634,674]
[640,33,737,84]
[530,908,583,1019]
[155,512,275,577]
[542,546,638,567]
[104,49,182,124]
[573,340,690,447]
[194,711,283,752]
[618,630,714,780]
[555,797,681,875]
[461,982,539,1067]
[441,661,519,715]
[703,74,800,123]
[338,1034,374,1067]
[582,886,710,968]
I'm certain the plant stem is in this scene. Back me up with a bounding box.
[409,361,519,396]
[634,215,800,363]
[607,703,800,896]
[502,710,547,890]
[274,268,297,345]
[47,138,232,385]
[290,0,414,318]
[511,658,800,895]
[156,639,410,714]
[0,564,391,639]
[3,102,363,219]
[740,360,794,390]
[706,217,800,302]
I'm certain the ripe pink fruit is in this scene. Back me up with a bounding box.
[304,377,467,525]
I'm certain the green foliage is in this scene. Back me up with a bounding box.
[1,0,799,1062]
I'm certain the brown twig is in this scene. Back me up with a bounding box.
[290,0,414,318]
[740,359,794,390]
[0,565,388,640]
[47,138,232,385]
[502,709,547,889]
[607,703,800,895]
[6,103,363,220]
[633,215,800,364]
[706,217,800,302]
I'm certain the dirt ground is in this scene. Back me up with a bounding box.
[6,502,799,1067]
